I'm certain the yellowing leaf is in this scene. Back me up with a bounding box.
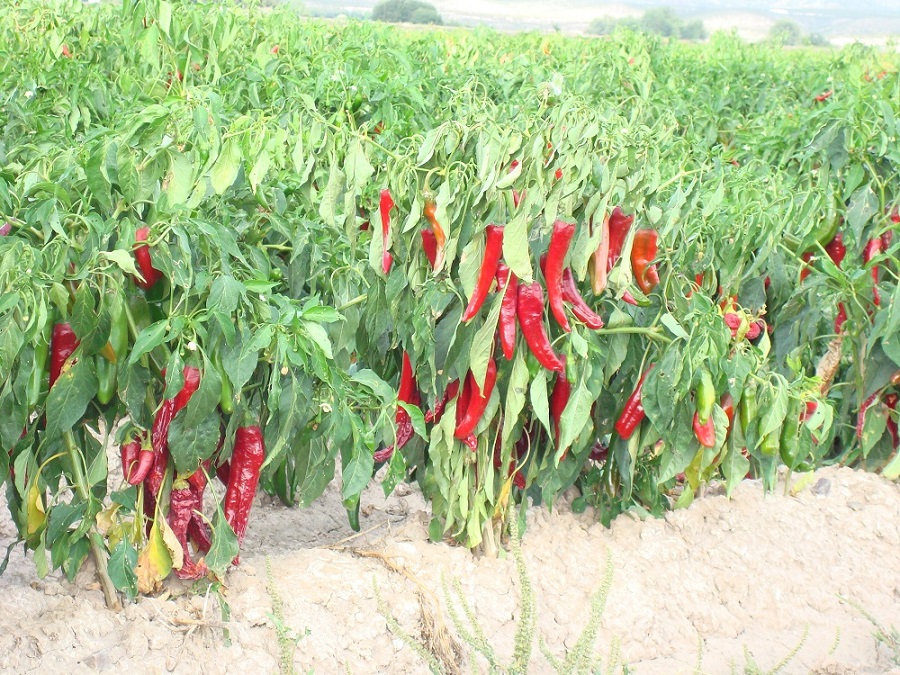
[135,520,174,595]
[26,484,46,537]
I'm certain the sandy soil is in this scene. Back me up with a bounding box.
[1,465,899,674]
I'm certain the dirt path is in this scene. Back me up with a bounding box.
[1,466,898,674]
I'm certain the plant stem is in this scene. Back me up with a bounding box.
[63,431,121,610]
[596,325,671,343]
[337,293,367,311]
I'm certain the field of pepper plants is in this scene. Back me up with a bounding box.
[0,0,899,627]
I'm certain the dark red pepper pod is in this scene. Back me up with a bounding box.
[516,282,564,373]
[224,425,266,564]
[834,302,848,333]
[606,207,634,273]
[420,228,438,269]
[462,224,505,322]
[454,359,498,449]
[391,352,420,453]
[549,356,571,447]
[561,269,604,329]
[133,226,163,290]
[425,379,460,424]
[49,322,80,388]
[615,366,653,440]
[496,263,518,360]
[380,189,395,275]
[692,412,716,448]
[122,433,153,486]
[544,220,576,332]
[824,232,846,267]
[863,237,883,306]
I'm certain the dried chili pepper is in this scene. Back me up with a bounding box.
[588,212,610,295]
[49,322,79,388]
[186,461,212,555]
[885,393,899,449]
[380,189,394,274]
[863,237,883,306]
[454,359,498,450]
[425,379,460,424]
[631,229,660,294]
[549,357,571,448]
[423,200,447,269]
[615,367,652,440]
[516,282,564,373]
[461,224,504,322]
[224,425,266,563]
[606,207,634,273]
[544,220,576,332]
[692,412,716,448]
[857,390,882,440]
[133,226,163,290]
[168,484,208,580]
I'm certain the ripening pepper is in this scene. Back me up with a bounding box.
[462,224,504,322]
[692,412,716,448]
[423,200,447,270]
[863,237,883,307]
[589,213,610,295]
[224,425,266,563]
[631,229,660,294]
[696,369,715,424]
[420,228,438,270]
[49,322,79,388]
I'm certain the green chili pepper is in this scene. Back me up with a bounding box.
[696,369,715,424]
[28,322,52,407]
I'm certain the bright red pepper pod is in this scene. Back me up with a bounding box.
[454,359,498,446]
[824,232,846,267]
[133,226,163,290]
[379,189,395,274]
[496,264,518,360]
[863,237,883,307]
[720,393,735,431]
[621,291,639,306]
[724,312,741,338]
[420,228,438,269]
[561,269,604,329]
[615,366,653,439]
[834,302,847,333]
[549,356,571,447]
[49,322,80,388]
[544,220,577,332]
[461,224,505,322]
[606,207,634,273]
[516,282,564,373]
[693,411,716,448]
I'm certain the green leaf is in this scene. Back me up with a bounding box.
[206,276,244,314]
[341,451,373,500]
[168,410,221,474]
[399,402,427,440]
[501,351,529,450]
[469,293,503,389]
[302,321,334,359]
[128,320,168,365]
[205,500,240,580]
[45,358,99,438]
[351,369,394,403]
[108,539,138,600]
[556,369,593,461]
[101,250,141,277]
[211,139,242,195]
[530,370,551,435]
[504,209,533,282]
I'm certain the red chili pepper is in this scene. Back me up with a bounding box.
[631,229,660,294]
[550,357,571,448]
[724,313,742,339]
[133,226,163,290]
[606,207,634,273]
[561,269,604,329]
[516,283,564,373]
[49,322,79,388]
[863,237,883,306]
[857,391,882,440]
[799,251,813,282]
[455,376,473,429]
[746,320,764,341]
[121,432,153,486]
[145,366,202,519]
[721,393,735,432]
[814,90,833,102]
[168,485,208,580]
[589,213,610,295]
[835,303,847,333]
[380,189,394,274]
[425,379,460,424]
[224,425,266,563]
[454,359,498,450]
[825,232,846,267]
[800,400,818,423]
[420,228,438,269]
[378,352,420,461]
[615,367,652,439]
[885,393,899,449]
[461,224,504,322]
[544,220,576,332]
[692,412,716,448]
[621,291,639,306]
[496,263,518,360]
[61,44,72,58]
[423,200,447,269]
[554,168,563,181]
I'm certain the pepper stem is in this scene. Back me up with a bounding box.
[63,431,121,610]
